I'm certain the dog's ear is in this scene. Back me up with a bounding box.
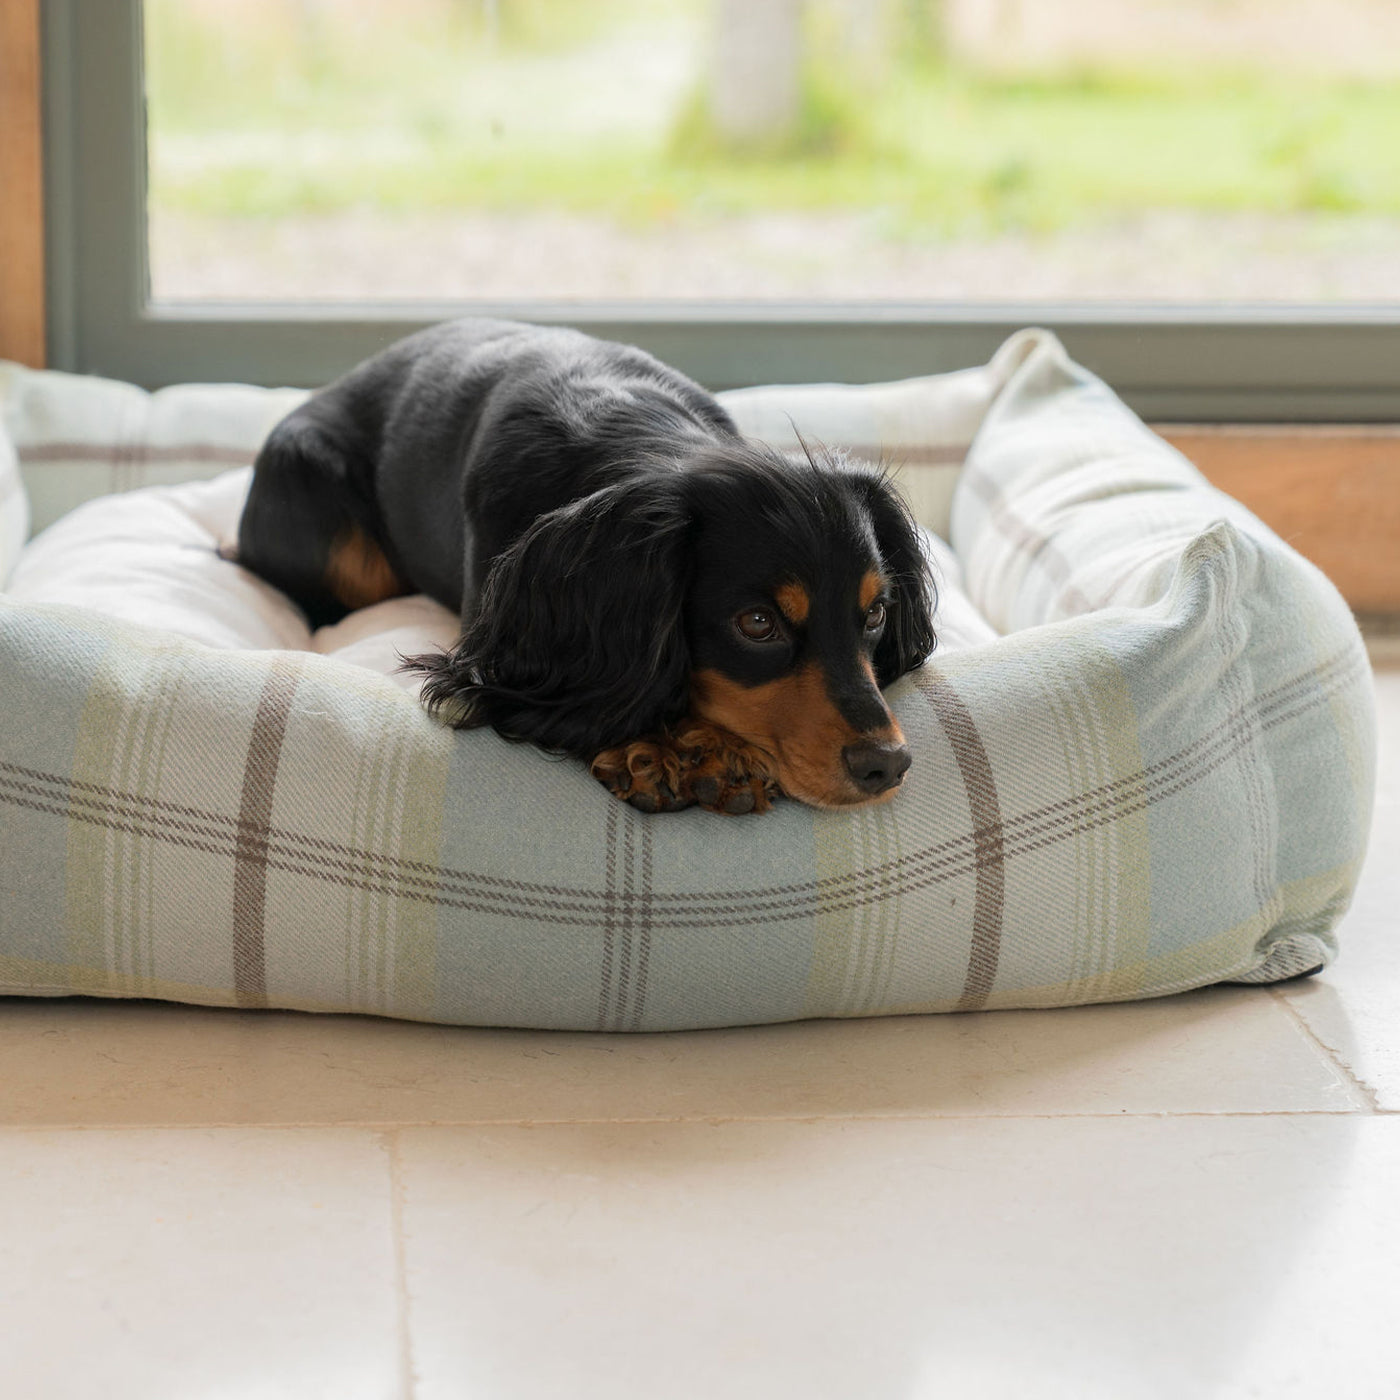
[407,476,693,755]
[858,473,937,685]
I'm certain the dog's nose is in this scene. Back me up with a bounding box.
[842,741,912,795]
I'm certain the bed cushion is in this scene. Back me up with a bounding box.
[5,469,462,676]
[0,330,1375,1029]
[0,365,31,587]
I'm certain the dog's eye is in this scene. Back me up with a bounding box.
[736,609,779,642]
[864,601,887,632]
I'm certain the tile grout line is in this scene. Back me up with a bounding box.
[0,1106,1387,1131]
[379,1128,418,1400]
[1269,985,1384,1114]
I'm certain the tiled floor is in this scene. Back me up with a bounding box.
[4,665,1397,1400]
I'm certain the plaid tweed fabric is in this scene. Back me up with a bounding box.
[0,331,1375,1028]
[0,388,27,585]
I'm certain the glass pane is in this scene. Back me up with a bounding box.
[144,0,1400,304]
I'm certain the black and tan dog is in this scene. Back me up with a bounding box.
[235,318,936,814]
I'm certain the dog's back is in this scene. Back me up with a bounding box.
[236,318,737,626]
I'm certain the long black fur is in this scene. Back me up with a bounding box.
[414,472,695,751]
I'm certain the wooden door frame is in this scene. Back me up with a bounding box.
[0,0,46,368]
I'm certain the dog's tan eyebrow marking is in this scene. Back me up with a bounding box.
[774,581,810,626]
[859,571,887,610]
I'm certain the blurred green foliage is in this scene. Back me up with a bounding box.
[144,0,1400,235]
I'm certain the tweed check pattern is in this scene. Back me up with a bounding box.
[0,331,1375,1029]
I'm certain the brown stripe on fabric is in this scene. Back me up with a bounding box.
[610,812,636,1031]
[962,466,1003,507]
[627,819,655,1032]
[18,441,256,467]
[993,505,1073,588]
[845,443,971,468]
[232,661,300,1007]
[596,799,619,1030]
[961,467,1082,593]
[920,674,1006,1011]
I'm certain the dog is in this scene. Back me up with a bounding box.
[234,318,936,814]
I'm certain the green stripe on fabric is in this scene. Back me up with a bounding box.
[1051,639,1152,1003]
[387,699,451,1022]
[345,688,413,1015]
[342,684,449,1021]
[64,643,175,998]
[805,806,866,1019]
[982,859,1360,1008]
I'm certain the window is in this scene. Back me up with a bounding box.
[42,0,1400,417]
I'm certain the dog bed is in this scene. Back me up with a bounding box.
[0,330,1375,1030]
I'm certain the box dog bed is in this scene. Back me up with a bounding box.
[0,330,1376,1030]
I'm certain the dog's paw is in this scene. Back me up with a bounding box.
[590,739,694,814]
[591,723,780,816]
[670,721,781,815]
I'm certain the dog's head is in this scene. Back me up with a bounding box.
[413,441,936,808]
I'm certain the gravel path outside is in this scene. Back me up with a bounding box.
[150,207,1400,304]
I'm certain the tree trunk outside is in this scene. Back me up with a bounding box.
[708,0,803,145]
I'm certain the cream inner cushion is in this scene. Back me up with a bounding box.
[6,469,461,687]
[7,470,996,676]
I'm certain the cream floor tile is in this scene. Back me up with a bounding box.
[1281,665,1400,1108]
[0,1127,403,1400]
[397,1115,1400,1400]
[0,978,1361,1127]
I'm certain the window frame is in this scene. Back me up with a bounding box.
[41,0,1400,418]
